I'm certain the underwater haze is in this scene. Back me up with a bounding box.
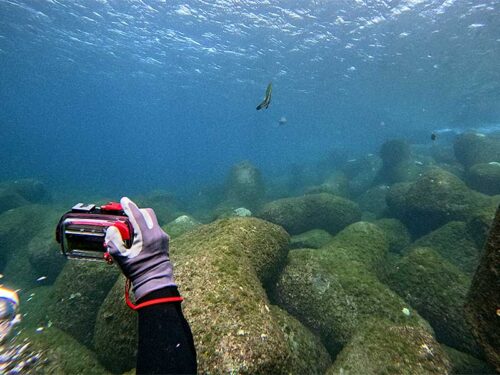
[1,0,499,197]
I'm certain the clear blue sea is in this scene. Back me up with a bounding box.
[1,0,498,199]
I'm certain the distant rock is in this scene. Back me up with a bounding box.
[375,139,418,184]
[225,161,265,211]
[466,162,500,195]
[453,133,500,169]
[258,193,361,235]
[385,168,492,236]
[134,190,182,226]
[163,214,201,238]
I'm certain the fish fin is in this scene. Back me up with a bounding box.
[256,100,266,110]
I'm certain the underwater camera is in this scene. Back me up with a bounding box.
[56,202,133,261]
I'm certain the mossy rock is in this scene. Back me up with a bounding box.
[94,217,291,374]
[374,218,411,254]
[171,217,295,373]
[94,276,137,374]
[407,221,481,275]
[163,215,202,238]
[465,209,497,249]
[290,229,333,249]
[326,319,451,375]
[270,305,332,374]
[387,168,491,236]
[356,185,390,218]
[467,162,500,195]
[465,204,500,371]
[385,247,480,356]
[442,345,496,375]
[274,222,429,355]
[258,193,361,235]
[453,133,500,169]
[12,326,110,374]
[47,260,119,347]
[19,286,53,329]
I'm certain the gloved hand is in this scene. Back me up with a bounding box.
[105,197,176,301]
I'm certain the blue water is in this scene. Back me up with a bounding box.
[1,0,499,198]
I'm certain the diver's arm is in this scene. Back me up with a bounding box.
[136,287,197,375]
[105,197,197,375]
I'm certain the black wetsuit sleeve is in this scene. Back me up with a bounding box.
[135,286,197,375]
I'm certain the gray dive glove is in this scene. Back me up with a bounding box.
[105,197,176,301]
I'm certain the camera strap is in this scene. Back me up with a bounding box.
[124,279,183,311]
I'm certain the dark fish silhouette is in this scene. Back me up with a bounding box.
[256,82,272,110]
[431,132,437,141]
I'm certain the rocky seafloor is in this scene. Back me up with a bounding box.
[0,132,499,374]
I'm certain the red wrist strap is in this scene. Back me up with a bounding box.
[125,279,183,311]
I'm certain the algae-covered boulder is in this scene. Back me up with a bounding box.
[270,305,332,374]
[27,228,66,283]
[326,319,451,375]
[385,247,480,356]
[341,154,382,196]
[259,193,361,235]
[467,162,500,195]
[407,221,481,275]
[465,209,497,249]
[386,168,491,235]
[225,160,265,210]
[12,326,110,374]
[47,261,119,347]
[356,185,390,218]
[275,222,428,355]
[465,204,500,371]
[97,217,292,374]
[163,214,202,238]
[374,218,411,254]
[442,345,496,375]
[453,133,500,169]
[172,217,292,373]
[290,229,332,249]
[94,276,137,373]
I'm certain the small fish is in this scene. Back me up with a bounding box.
[431,132,437,141]
[36,276,47,282]
[278,116,287,126]
[256,82,272,110]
